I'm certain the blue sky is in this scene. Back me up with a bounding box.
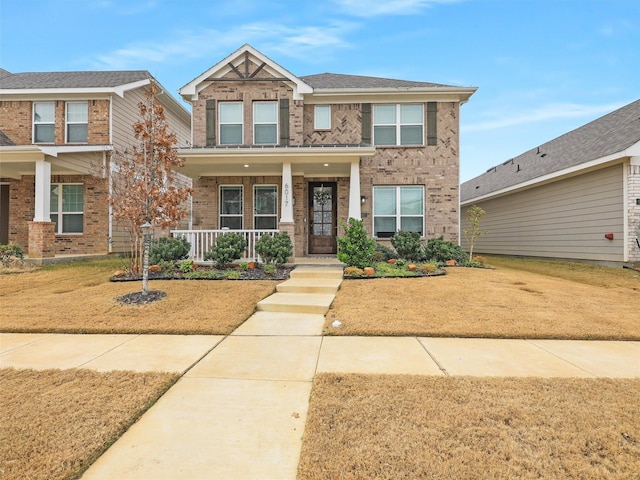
[1,0,638,181]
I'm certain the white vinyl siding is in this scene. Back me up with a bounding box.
[461,164,625,262]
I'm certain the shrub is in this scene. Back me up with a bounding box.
[224,270,240,279]
[263,263,277,276]
[204,232,247,267]
[472,255,487,265]
[343,266,364,277]
[178,259,195,273]
[337,218,375,268]
[417,262,439,274]
[0,243,24,262]
[422,236,468,264]
[371,243,397,262]
[391,231,422,261]
[255,232,293,265]
[149,237,191,265]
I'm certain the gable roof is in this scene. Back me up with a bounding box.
[0,129,15,146]
[0,70,152,89]
[300,73,453,90]
[461,99,640,203]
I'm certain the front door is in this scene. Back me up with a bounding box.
[308,182,337,254]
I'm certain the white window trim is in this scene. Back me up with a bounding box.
[253,101,278,145]
[51,183,84,235]
[372,185,425,237]
[219,185,243,229]
[314,105,331,130]
[253,184,278,229]
[219,102,244,145]
[33,102,55,144]
[65,101,88,144]
[373,104,424,146]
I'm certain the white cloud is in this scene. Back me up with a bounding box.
[463,102,625,133]
[332,0,463,17]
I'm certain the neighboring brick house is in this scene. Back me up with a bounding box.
[0,70,190,260]
[461,99,640,264]
[175,44,476,259]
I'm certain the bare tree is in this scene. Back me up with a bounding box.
[463,205,488,262]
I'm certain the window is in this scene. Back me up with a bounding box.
[219,102,243,144]
[33,102,55,143]
[373,104,423,146]
[254,185,278,229]
[314,105,331,130]
[253,102,278,144]
[50,184,83,234]
[373,186,424,237]
[66,102,88,143]
[220,186,243,229]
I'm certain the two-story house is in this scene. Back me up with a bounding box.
[175,44,477,259]
[0,70,190,261]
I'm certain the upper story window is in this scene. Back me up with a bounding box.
[253,102,278,144]
[373,104,423,146]
[314,105,331,130]
[33,102,55,143]
[66,102,88,143]
[50,183,84,234]
[219,102,243,145]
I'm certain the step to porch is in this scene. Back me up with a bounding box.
[276,278,342,295]
[256,293,336,315]
[289,267,344,280]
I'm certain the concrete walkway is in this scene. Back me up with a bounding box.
[1,265,639,479]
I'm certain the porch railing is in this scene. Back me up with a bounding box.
[170,229,279,262]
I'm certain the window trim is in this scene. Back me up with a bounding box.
[219,185,244,229]
[372,185,425,238]
[65,101,89,144]
[50,183,84,234]
[33,102,55,144]
[373,104,424,146]
[218,102,244,145]
[253,101,278,145]
[314,105,331,130]
[253,184,278,230]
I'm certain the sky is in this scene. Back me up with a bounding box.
[1,0,638,182]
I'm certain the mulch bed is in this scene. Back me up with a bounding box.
[110,265,292,282]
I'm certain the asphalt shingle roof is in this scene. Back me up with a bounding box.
[461,99,640,202]
[300,72,453,89]
[0,70,152,89]
[0,129,15,146]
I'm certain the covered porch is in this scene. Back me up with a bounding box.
[174,145,375,260]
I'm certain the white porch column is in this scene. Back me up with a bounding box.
[34,159,51,222]
[280,162,294,223]
[348,159,361,220]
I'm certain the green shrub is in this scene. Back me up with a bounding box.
[0,243,24,262]
[263,263,277,276]
[417,262,439,274]
[224,270,240,279]
[422,236,467,264]
[390,231,422,261]
[255,232,293,265]
[238,262,249,271]
[150,237,191,265]
[178,259,195,273]
[337,218,376,268]
[371,243,397,262]
[374,261,416,277]
[343,266,364,277]
[204,232,247,267]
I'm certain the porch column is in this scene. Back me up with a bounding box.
[348,159,361,220]
[280,162,294,223]
[34,159,51,222]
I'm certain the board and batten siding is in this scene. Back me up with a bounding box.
[461,164,625,262]
[109,87,192,253]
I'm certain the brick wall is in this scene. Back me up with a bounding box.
[0,101,32,144]
[303,103,362,145]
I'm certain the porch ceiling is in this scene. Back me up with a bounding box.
[176,145,375,178]
[0,146,107,179]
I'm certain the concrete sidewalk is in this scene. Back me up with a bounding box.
[1,265,639,479]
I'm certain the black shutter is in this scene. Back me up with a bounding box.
[279,98,290,146]
[427,102,437,146]
[206,99,216,146]
[361,103,372,145]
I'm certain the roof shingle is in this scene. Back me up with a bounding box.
[300,72,453,89]
[0,70,152,89]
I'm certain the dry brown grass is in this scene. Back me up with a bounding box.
[298,374,640,480]
[0,368,178,480]
[326,257,640,339]
[0,259,278,334]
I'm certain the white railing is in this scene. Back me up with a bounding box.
[170,229,279,262]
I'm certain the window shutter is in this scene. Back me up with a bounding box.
[279,98,289,146]
[427,102,437,146]
[206,99,216,146]
[361,103,372,145]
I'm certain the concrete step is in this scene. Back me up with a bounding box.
[289,267,344,280]
[257,293,336,315]
[276,278,342,294]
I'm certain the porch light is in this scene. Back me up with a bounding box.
[323,163,329,167]
[244,164,249,168]
[361,196,367,204]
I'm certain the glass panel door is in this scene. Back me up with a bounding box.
[308,182,337,254]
